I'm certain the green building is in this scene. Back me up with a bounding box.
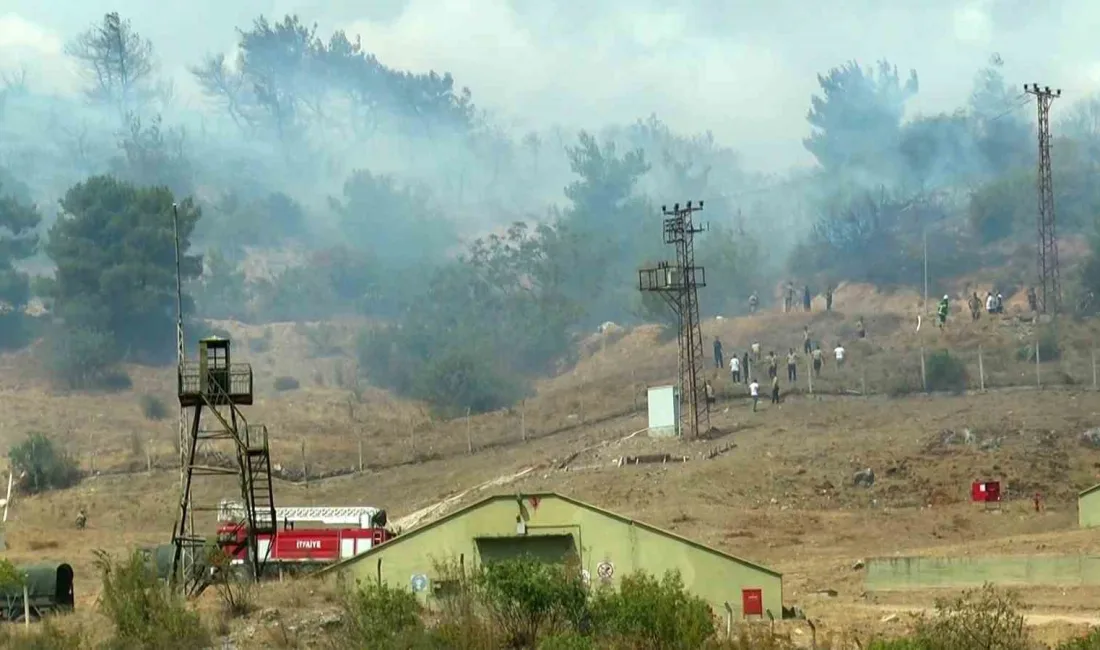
[1079,483,1100,528]
[321,491,782,619]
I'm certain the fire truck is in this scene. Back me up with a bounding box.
[215,499,395,575]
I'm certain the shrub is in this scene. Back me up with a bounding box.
[94,549,210,650]
[43,326,131,391]
[924,350,968,393]
[590,570,715,650]
[248,328,273,354]
[206,547,253,618]
[1016,327,1062,363]
[0,619,85,649]
[332,577,427,648]
[274,376,300,391]
[913,583,1029,650]
[1059,628,1100,649]
[139,394,168,420]
[475,555,588,647]
[8,433,81,494]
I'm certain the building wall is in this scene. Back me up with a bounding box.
[1079,491,1100,528]
[337,496,782,618]
[866,555,1100,590]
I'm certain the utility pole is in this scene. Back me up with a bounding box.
[1025,83,1062,314]
[639,201,709,439]
[922,229,928,313]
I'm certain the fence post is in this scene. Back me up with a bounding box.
[807,358,814,395]
[466,407,473,454]
[146,440,152,473]
[861,368,867,396]
[978,345,986,392]
[920,347,927,393]
[632,370,638,410]
[301,441,308,488]
[358,437,364,473]
[1035,340,1041,389]
[520,400,527,442]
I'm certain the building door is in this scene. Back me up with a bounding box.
[476,535,577,565]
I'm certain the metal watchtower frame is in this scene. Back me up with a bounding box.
[170,336,276,596]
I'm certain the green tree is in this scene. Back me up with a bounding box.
[45,175,202,363]
[330,169,456,269]
[804,59,919,175]
[7,433,81,494]
[0,180,41,348]
[111,113,193,198]
[968,54,1031,177]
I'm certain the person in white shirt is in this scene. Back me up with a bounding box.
[834,344,846,367]
[985,292,995,313]
[749,379,759,412]
[751,341,761,361]
[730,355,741,384]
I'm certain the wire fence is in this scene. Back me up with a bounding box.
[706,338,1100,400]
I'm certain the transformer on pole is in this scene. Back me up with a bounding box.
[638,201,710,440]
[1025,83,1062,314]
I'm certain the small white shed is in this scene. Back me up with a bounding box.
[647,384,680,438]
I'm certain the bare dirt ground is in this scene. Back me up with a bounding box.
[3,285,1100,645]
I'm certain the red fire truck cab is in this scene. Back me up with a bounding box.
[215,499,395,575]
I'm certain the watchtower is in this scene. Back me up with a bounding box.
[171,336,276,596]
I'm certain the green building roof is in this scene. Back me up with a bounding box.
[1079,483,1100,498]
[315,491,781,579]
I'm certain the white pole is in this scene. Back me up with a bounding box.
[920,347,927,392]
[22,583,29,628]
[520,401,527,442]
[466,408,472,454]
[3,472,12,523]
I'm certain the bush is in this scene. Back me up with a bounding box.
[94,549,210,650]
[1059,628,1100,649]
[1017,327,1061,362]
[912,583,1029,650]
[475,555,588,647]
[332,577,428,649]
[274,376,300,391]
[924,350,968,394]
[206,547,253,618]
[248,328,273,354]
[43,326,131,392]
[590,570,715,650]
[139,394,168,420]
[0,619,85,649]
[8,433,81,494]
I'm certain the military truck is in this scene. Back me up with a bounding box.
[0,563,75,622]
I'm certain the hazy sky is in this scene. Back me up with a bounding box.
[2,0,1099,171]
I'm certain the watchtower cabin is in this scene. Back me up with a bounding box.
[178,336,253,407]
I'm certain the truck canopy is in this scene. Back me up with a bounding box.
[0,563,74,608]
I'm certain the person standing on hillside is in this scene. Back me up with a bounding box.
[834,343,846,368]
[713,336,724,369]
[938,295,950,328]
[825,285,834,311]
[786,348,798,383]
[811,346,823,377]
[730,354,741,384]
[803,326,812,354]
[803,285,811,312]
[855,317,866,339]
[968,292,981,320]
[985,291,995,314]
[749,378,760,412]
[766,351,778,379]
[1027,286,1038,312]
[742,351,750,385]
[748,291,759,314]
[771,375,781,404]
[751,341,761,362]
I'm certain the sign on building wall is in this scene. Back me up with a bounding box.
[597,561,614,581]
[411,574,429,593]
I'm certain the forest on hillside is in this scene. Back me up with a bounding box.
[2,14,1100,412]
